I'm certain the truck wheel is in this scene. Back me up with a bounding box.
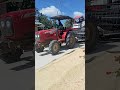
[86,22,98,53]
[66,33,76,49]
[35,43,44,53]
[49,40,60,55]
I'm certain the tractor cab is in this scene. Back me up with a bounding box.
[50,15,73,31]
[50,15,73,37]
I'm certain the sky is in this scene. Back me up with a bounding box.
[35,0,85,18]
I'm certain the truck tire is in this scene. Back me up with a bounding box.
[49,40,60,55]
[86,22,98,53]
[35,43,44,53]
[66,33,76,49]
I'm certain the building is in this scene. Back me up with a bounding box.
[35,20,45,31]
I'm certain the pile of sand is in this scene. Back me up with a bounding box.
[35,48,85,90]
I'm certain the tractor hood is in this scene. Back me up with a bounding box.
[0,8,34,40]
[0,9,34,21]
[36,29,56,35]
[35,30,46,35]
[1,10,20,18]
[35,29,57,43]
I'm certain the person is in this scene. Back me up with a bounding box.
[80,16,84,23]
[58,20,63,27]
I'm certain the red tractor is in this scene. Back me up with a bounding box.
[35,15,76,55]
[0,0,35,60]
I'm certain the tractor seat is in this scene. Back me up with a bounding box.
[59,27,66,35]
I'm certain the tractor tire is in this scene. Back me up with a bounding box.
[86,22,98,53]
[13,48,23,60]
[7,48,23,61]
[49,40,60,55]
[35,43,44,53]
[66,33,76,49]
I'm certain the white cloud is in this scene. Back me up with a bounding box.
[73,11,84,17]
[39,6,64,17]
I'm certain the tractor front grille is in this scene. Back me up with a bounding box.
[0,17,14,37]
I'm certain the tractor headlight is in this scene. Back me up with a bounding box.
[35,34,40,40]
[6,20,11,28]
[35,34,37,38]
[0,21,5,28]
[38,35,40,38]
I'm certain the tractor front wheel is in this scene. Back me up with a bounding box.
[35,43,44,53]
[49,40,60,55]
[2,48,23,62]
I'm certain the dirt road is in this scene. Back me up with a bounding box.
[35,48,85,90]
[35,42,84,69]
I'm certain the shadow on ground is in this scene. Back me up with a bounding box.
[87,39,120,55]
[86,38,120,63]
[10,60,34,71]
[39,42,84,56]
[0,54,34,71]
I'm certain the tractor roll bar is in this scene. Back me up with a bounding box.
[50,15,73,20]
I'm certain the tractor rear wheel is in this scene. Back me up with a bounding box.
[49,40,60,55]
[66,33,76,49]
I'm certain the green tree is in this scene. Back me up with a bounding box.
[38,14,52,29]
[64,19,73,28]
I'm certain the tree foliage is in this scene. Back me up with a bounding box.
[38,14,52,29]
[64,19,73,28]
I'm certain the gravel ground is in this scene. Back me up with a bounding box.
[35,42,85,69]
[35,45,85,90]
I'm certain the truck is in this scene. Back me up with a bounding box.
[0,0,35,60]
[72,16,85,41]
[86,0,120,53]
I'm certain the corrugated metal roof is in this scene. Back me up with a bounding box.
[50,15,73,20]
